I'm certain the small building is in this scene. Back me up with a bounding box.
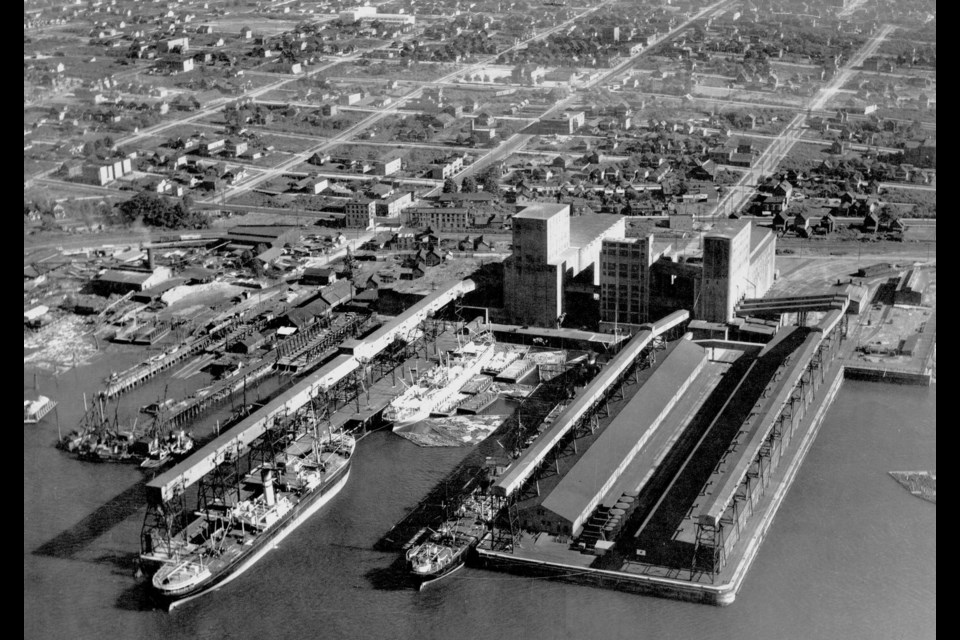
[376,157,402,176]
[893,269,928,306]
[227,331,266,354]
[319,280,354,309]
[820,213,836,234]
[302,267,337,286]
[772,211,790,232]
[94,267,173,295]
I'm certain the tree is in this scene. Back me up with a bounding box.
[442,177,459,193]
[479,166,501,197]
[240,249,265,277]
[118,192,209,229]
[461,176,478,193]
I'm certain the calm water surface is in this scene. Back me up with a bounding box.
[24,351,935,640]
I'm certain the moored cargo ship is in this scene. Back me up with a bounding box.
[140,428,355,609]
[406,490,494,589]
[386,338,496,429]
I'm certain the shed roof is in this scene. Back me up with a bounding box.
[541,340,706,527]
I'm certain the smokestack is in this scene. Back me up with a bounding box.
[262,469,276,507]
[146,248,155,269]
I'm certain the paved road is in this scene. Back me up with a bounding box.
[208,0,631,204]
[418,0,735,198]
[705,24,897,219]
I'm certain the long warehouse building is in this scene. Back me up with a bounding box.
[492,310,690,499]
[521,339,707,537]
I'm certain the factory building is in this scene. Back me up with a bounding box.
[339,7,415,25]
[698,221,775,323]
[599,221,774,331]
[503,203,624,328]
[94,266,173,295]
[598,236,668,332]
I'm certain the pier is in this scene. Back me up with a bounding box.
[474,307,850,606]
[844,310,936,385]
[140,280,477,553]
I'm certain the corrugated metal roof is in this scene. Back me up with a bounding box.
[541,340,707,526]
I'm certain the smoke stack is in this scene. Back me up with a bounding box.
[262,469,276,507]
[146,248,155,269]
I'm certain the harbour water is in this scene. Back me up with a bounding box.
[24,350,935,640]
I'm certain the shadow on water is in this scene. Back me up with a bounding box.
[373,366,587,554]
[116,577,162,613]
[33,480,147,560]
[364,556,416,592]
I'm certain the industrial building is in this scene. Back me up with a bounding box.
[339,7,415,25]
[894,269,928,306]
[224,225,302,248]
[503,203,625,328]
[94,266,173,294]
[598,220,776,333]
[598,236,664,331]
[520,339,708,536]
[698,220,776,323]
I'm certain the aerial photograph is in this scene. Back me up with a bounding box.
[24,0,934,638]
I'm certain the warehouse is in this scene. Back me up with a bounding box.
[520,339,707,536]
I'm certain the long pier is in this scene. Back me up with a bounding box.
[492,311,690,500]
[475,307,850,606]
[146,279,476,505]
[100,295,292,399]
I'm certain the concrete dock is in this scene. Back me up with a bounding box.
[476,311,848,605]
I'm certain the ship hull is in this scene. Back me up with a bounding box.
[150,460,352,610]
[389,342,496,432]
[408,542,474,588]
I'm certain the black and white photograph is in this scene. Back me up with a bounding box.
[24,0,935,638]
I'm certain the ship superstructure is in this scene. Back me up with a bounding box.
[385,337,496,428]
[140,416,355,609]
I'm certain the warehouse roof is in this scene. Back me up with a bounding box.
[541,340,706,528]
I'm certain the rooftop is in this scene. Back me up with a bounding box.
[515,202,569,221]
[541,340,707,527]
[569,214,624,249]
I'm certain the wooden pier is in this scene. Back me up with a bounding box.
[275,314,372,374]
[100,312,281,400]
[844,310,936,386]
[461,375,493,395]
[155,360,276,432]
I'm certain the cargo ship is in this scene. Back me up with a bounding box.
[406,490,494,589]
[141,428,355,609]
[385,339,496,429]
